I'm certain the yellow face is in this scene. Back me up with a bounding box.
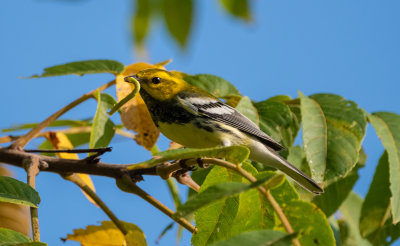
[134,69,188,101]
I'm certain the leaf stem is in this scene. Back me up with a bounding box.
[108,76,140,116]
[63,173,128,235]
[9,80,116,149]
[23,156,40,242]
[119,174,197,234]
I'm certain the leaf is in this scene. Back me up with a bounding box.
[177,175,275,216]
[368,112,400,223]
[2,119,91,133]
[0,166,30,236]
[310,94,367,182]
[220,0,251,22]
[162,0,193,47]
[129,146,250,170]
[359,152,400,245]
[235,96,259,125]
[184,74,240,98]
[28,60,124,78]
[90,92,116,150]
[0,228,47,246]
[339,192,372,246]
[299,92,327,183]
[116,63,161,150]
[132,0,151,48]
[254,100,300,147]
[209,230,293,246]
[281,200,335,246]
[45,132,97,206]
[0,176,40,208]
[65,221,146,246]
[266,95,292,103]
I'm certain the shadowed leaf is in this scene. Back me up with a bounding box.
[162,0,193,47]
[184,74,240,99]
[220,0,251,21]
[28,60,124,78]
[132,0,151,48]
[2,119,91,133]
[209,230,294,246]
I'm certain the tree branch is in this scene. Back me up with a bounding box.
[23,156,40,242]
[9,79,116,149]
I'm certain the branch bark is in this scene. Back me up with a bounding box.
[23,156,40,242]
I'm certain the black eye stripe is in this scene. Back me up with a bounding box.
[152,77,161,84]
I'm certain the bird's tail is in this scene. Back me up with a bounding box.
[249,144,324,194]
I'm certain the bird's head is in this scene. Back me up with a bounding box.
[125,68,189,101]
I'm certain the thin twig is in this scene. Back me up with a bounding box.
[63,173,128,235]
[119,174,197,234]
[24,147,112,154]
[23,156,40,242]
[9,80,116,149]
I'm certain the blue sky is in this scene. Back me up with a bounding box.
[1,0,399,245]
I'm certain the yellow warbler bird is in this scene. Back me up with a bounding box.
[125,69,323,194]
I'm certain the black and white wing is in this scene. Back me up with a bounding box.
[177,95,284,151]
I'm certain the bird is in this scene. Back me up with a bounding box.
[125,68,323,194]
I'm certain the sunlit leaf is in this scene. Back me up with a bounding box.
[177,175,274,216]
[45,132,97,206]
[90,92,116,150]
[209,230,294,246]
[310,94,367,183]
[368,112,400,223]
[359,152,400,245]
[129,146,250,170]
[28,60,124,78]
[184,74,240,99]
[0,176,40,208]
[281,201,335,246]
[0,228,47,246]
[65,221,146,246]
[132,0,151,48]
[0,165,29,236]
[162,0,193,47]
[235,96,259,125]
[2,119,91,133]
[299,92,327,183]
[116,63,161,150]
[254,100,299,147]
[220,0,251,22]
[339,192,372,246]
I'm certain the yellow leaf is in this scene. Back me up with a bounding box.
[45,132,98,207]
[66,220,147,246]
[0,165,30,236]
[116,63,162,150]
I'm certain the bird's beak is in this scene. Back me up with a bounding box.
[124,74,139,83]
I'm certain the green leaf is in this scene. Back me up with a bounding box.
[28,60,124,78]
[90,92,116,150]
[209,230,293,246]
[0,228,47,246]
[129,146,250,170]
[312,169,358,217]
[254,100,299,147]
[0,176,40,208]
[339,192,372,246]
[299,92,327,183]
[177,175,276,216]
[132,0,151,47]
[162,0,193,47]
[359,152,400,245]
[184,74,240,98]
[310,94,367,182]
[266,95,292,103]
[235,96,259,125]
[220,0,251,22]
[368,112,400,223]
[2,119,91,133]
[281,201,335,246]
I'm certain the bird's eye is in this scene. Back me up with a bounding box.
[151,77,161,84]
